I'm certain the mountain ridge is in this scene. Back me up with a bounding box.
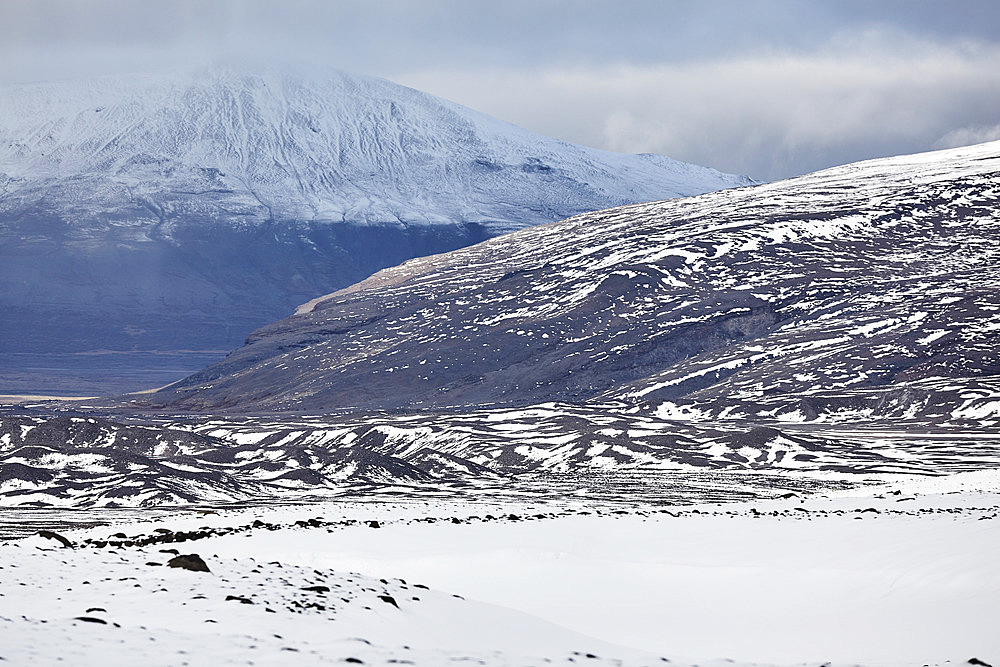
[0,64,753,230]
[135,139,1000,419]
[5,142,1000,506]
[0,64,753,394]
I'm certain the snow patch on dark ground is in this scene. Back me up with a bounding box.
[6,408,1000,509]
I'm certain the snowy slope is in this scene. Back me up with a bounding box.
[141,140,1000,418]
[0,64,753,394]
[0,64,751,231]
[7,404,1000,506]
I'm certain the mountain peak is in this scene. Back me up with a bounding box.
[0,65,753,395]
[0,64,754,230]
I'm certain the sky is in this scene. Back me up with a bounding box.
[2,0,999,181]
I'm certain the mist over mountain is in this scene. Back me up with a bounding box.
[0,64,752,394]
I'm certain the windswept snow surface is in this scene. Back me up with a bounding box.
[0,63,752,395]
[2,486,998,666]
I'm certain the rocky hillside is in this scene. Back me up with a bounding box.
[140,141,1000,425]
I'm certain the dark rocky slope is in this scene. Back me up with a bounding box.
[139,141,1000,423]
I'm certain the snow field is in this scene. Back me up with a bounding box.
[3,488,997,666]
[200,494,1000,665]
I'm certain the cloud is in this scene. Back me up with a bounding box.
[2,2,998,180]
[934,123,1000,149]
[394,35,1000,181]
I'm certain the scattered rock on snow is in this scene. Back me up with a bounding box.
[225,595,253,605]
[37,530,73,548]
[166,554,210,573]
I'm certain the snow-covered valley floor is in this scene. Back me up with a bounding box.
[2,474,998,667]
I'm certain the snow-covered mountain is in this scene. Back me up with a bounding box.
[7,132,999,508]
[141,140,1000,422]
[0,64,753,394]
[2,140,985,506]
[0,64,750,231]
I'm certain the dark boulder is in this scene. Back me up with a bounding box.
[167,554,210,573]
[38,530,73,548]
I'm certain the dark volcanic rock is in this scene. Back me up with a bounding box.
[225,595,253,604]
[37,530,73,548]
[167,554,210,573]
[302,585,331,594]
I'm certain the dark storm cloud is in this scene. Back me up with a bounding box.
[2,0,999,180]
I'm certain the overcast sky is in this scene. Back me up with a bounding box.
[2,0,999,181]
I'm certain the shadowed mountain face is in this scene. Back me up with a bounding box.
[0,65,752,394]
[138,141,1000,422]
